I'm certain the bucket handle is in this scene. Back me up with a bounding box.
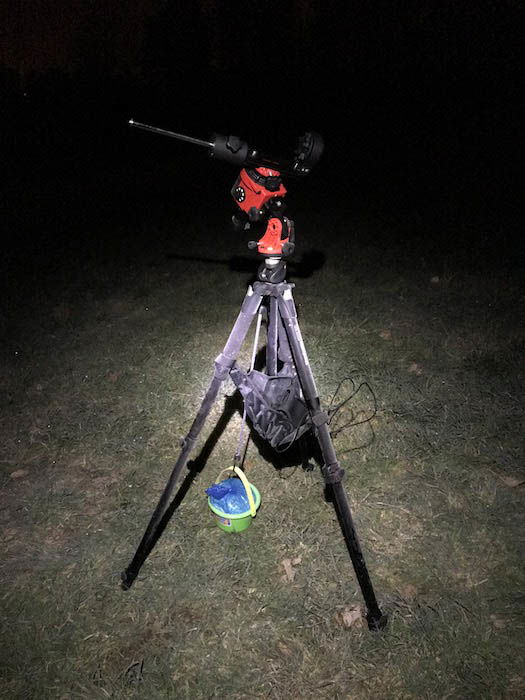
[215,466,257,517]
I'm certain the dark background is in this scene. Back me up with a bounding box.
[1,0,522,270]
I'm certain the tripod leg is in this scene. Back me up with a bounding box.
[277,313,294,369]
[277,289,387,630]
[266,296,294,375]
[121,287,263,589]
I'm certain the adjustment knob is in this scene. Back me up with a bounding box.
[234,186,245,202]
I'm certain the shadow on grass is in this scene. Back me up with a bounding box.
[125,385,325,580]
[165,248,326,281]
[154,389,321,522]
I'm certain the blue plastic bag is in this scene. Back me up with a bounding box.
[206,478,252,514]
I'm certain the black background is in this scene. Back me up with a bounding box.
[1,0,522,269]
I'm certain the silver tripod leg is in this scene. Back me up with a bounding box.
[121,286,263,589]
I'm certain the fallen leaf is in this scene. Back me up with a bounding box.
[280,556,302,583]
[379,329,392,340]
[335,605,364,629]
[490,615,506,629]
[10,469,29,479]
[400,584,418,600]
[500,475,524,488]
[277,641,293,656]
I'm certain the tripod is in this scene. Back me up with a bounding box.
[121,253,387,630]
[122,120,387,630]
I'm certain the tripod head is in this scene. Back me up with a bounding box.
[128,120,324,260]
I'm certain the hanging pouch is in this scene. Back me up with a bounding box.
[230,367,311,450]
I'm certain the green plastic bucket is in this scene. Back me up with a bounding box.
[208,466,261,533]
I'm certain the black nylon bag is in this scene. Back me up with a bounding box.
[230,367,311,450]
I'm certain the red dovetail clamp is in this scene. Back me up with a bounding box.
[257,217,289,255]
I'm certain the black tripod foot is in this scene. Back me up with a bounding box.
[367,610,388,632]
[120,568,138,591]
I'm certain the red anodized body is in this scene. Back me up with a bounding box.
[232,167,286,216]
[231,167,290,255]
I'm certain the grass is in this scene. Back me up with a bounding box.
[1,193,524,698]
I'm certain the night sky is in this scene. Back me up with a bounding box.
[1,0,522,265]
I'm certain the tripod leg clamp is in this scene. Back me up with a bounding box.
[179,435,197,450]
[312,411,329,427]
[214,354,235,379]
[322,461,345,485]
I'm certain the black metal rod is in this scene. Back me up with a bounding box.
[128,120,214,149]
[330,479,385,627]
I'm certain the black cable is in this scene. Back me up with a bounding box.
[327,373,378,454]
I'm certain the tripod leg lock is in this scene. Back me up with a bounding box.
[311,411,329,427]
[214,353,235,378]
[179,435,197,451]
[322,461,345,485]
